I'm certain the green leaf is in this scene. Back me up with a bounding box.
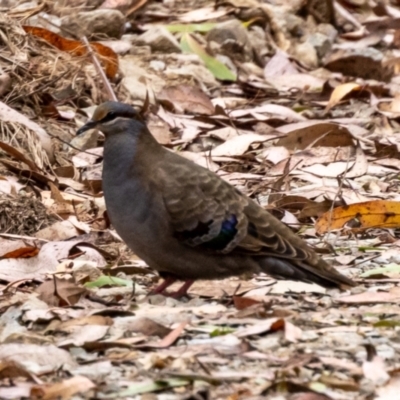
[360,263,400,278]
[166,23,217,33]
[210,327,235,337]
[104,379,189,398]
[374,320,400,328]
[180,33,236,81]
[84,275,133,288]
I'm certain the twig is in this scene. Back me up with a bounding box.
[325,145,354,247]
[11,70,70,103]
[80,36,117,102]
[334,1,363,30]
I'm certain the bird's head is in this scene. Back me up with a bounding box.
[77,101,141,136]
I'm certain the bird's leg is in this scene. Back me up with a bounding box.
[150,276,195,298]
[150,275,177,294]
[169,280,195,299]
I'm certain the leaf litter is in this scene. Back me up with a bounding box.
[1,0,400,399]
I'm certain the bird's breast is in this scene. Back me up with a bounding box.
[102,152,167,260]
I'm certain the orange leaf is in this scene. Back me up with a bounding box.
[233,295,261,310]
[23,26,118,78]
[316,200,400,234]
[1,246,39,259]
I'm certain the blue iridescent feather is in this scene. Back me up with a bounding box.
[175,215,238,251]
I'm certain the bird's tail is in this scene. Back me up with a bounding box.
[259,256,355,289]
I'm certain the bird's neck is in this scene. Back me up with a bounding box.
[102,123,163,180]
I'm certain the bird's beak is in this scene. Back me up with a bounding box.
[77,120,98,135]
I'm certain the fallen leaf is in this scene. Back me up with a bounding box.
[181,33,236,81]
[316,200,400,234]
[23,26,118,78]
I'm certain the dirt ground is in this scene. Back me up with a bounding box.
[0,0,400,399]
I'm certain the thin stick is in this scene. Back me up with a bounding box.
[80,36,117,102]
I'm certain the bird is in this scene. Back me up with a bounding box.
[77,101,356,298]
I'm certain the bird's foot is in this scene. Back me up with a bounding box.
[150,277,194,299]
[167,280,195,299]
[150,276,177,294]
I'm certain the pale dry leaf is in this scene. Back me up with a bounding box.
[34,221,79,241]
[0,101,53,161]
[262,146,290,165]
[284,321,302,343]
[0,240,106,282]
[376,374,400,399]
[363,355,390,386]
[338,287,400,304]
[0,385,32,399]
[264,49,298,77]
[235,318,281,338]
[301,161,355,178]
[179,7,230,22]
[229,104,306,122]
[377,95,400,118]
[326,82,361,110]
[267,73,325,91]
[210,133,271,157]
[208,126,239,141]
[57,325,110,347]
[270,281,326,294]
[179,151,219,171]
[346,145,368,178]
[0,343,76,375]
[71,147,103,168]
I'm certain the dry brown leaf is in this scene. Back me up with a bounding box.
[158,84,215,115]
[135,322,187,348]
[30,376,95,400]
[37,277,87,307]
[233,295,262,310]
[276,122,355,150]
[210,133,271,157]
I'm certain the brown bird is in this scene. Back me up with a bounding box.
[77,101,355,297]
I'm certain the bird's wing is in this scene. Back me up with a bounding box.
[159,157,354,287]
[160,160,249,252]
[159,158,311,260]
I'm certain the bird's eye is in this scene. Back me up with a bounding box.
[102,111,116,123]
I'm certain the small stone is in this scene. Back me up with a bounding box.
[317,23,338,43]
[119,55,166,102]
[136,26,181,53]
[69,129,99,152]
[307,32,332,59]
[207,19,253,62]
[292,41,318,68]
[26,12,61,34]
[150,60,166,71]
[61,9,125,39]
